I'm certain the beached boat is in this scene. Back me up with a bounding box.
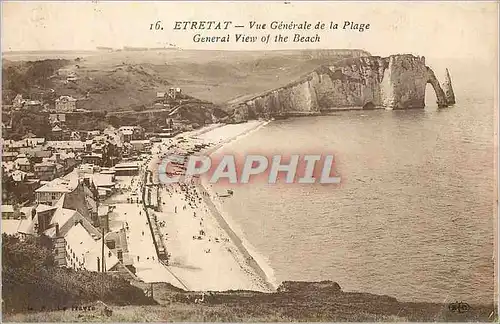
[218,189,234,198]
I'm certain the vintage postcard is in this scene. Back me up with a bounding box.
[1,1,498,322]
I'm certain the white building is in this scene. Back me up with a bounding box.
[64,223,119,271]
[55,96,77,112]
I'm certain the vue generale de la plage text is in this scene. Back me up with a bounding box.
[168,20,371,43]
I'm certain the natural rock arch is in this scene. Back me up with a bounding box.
[426,67,448,108]
[362,102,376,110]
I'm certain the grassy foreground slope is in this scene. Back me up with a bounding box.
[3,233,495,322]
[4,285,495,322]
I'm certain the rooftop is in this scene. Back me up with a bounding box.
[14,157,30,165]
[45,141,85,150]
[114,162,139,169]
[93,174,114,187]
[35,177,78,193]
[2,218,34,235]
[65,223,119,271]
[50,207,79,230]
[36,204,58,213]
[2,205,15,213]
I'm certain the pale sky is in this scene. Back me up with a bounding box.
[2,1,498,61]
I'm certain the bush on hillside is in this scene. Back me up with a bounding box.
[2,234,155,313]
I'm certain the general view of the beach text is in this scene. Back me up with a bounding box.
[1,1,498,322]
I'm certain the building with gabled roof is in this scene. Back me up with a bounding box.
[35,175,79,205]
[64,223,119,272]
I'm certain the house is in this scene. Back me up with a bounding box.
[12,94,25,108]
[35,178,100,233]
[19,206,35,219]
[92,174,115,190]
[11,170,28,182]
[31,191,119,272]
[55,96,77,112]
[49,113,66,125]
[35,176,79,205]
[2,205,16,219]
[120,129,134,143]
[34,161,59,181]
[167,87,182,100]
[47,152,77,172]
[64,223,119,272]
[3,151,18,162]
[66,74,79,83]
[86,130,101,139]
[129,140,151,154]
[3,170,40,204]
[25,100,43,110]
[25,137,45,147]
[113,162,139,176]
[31,203,57,233]
[43,201,99,239]
[2,218,34,238]
[156,92,166,102]
[118,126,145,142]
[44,141,85,152]
[14,156,32,172]
[51,125,63,140]
[70,131,82,141]
[2,205,34,235]
[81,153,103,166]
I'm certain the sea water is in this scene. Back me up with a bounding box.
[215,58,496,304]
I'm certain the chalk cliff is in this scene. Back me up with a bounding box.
[229,54,455,122]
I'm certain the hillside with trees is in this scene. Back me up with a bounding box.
[2,234,156,313]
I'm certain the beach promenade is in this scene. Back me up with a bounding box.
[108,173,187,288]
[145,120,274,291]
[107,120,273,292]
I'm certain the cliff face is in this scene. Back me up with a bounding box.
[230,54,455,122]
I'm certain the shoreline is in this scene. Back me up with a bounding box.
[150,119,275,292]
[195,119,277,291]
[195,181,276,291]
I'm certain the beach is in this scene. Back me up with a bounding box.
[144,120,275,292]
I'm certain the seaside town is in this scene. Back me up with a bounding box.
[1,84,272,297]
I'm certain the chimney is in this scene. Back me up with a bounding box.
[55,224,60,237]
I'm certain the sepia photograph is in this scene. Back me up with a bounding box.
[1,1,498,322]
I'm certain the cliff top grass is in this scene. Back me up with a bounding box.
[4,287,496,322]
[2,49,370,111]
